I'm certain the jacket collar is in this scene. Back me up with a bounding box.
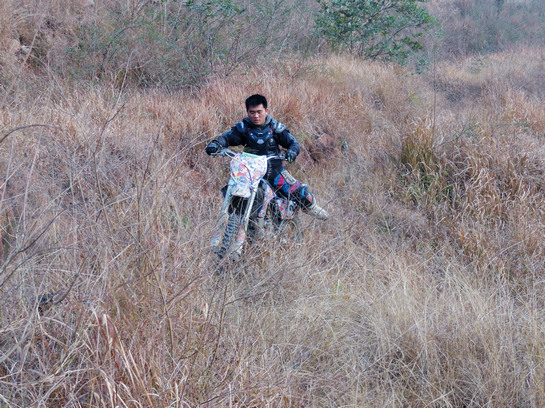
[243,115,272,130]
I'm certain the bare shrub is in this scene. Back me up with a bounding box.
[427,0,545,58]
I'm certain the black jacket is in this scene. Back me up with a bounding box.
[214,115,300,179]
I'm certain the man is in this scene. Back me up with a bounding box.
[205,94,329,220]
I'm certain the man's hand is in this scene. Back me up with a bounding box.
[205,140,222,155]
[286,149,297,163]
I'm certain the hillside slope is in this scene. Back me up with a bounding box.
[1,48,545,406]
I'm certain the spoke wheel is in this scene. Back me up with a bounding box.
[278,217,303,243]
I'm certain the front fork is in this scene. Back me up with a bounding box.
[211,183,259,255]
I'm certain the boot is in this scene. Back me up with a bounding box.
[305,201,330,220]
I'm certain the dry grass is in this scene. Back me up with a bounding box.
[1,8,545,406]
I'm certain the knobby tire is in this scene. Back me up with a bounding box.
[278,217,303,243]
[216,212,241,261]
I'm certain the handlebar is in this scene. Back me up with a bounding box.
[211,148,286,161]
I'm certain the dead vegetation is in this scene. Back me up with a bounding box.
[1,0,545,406]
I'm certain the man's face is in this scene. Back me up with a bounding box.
[247,104,269,126]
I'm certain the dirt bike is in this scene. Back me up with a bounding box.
[210,148,303,264]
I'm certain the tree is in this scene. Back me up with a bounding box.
[315,0,438,64]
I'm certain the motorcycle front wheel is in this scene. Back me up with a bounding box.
[215,212,243,261]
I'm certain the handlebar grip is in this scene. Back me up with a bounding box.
[211,148,236,157]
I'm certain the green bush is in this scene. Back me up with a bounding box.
[315,0,437,64]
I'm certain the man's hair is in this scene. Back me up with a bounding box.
[245,94,268,110]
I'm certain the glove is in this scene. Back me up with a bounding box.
[286,149,297,163]
[205,140,222,155]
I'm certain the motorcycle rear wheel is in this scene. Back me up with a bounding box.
[277,217,303,243]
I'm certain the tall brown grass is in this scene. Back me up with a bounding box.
[1,45,545,406]
[2,1,545,405]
